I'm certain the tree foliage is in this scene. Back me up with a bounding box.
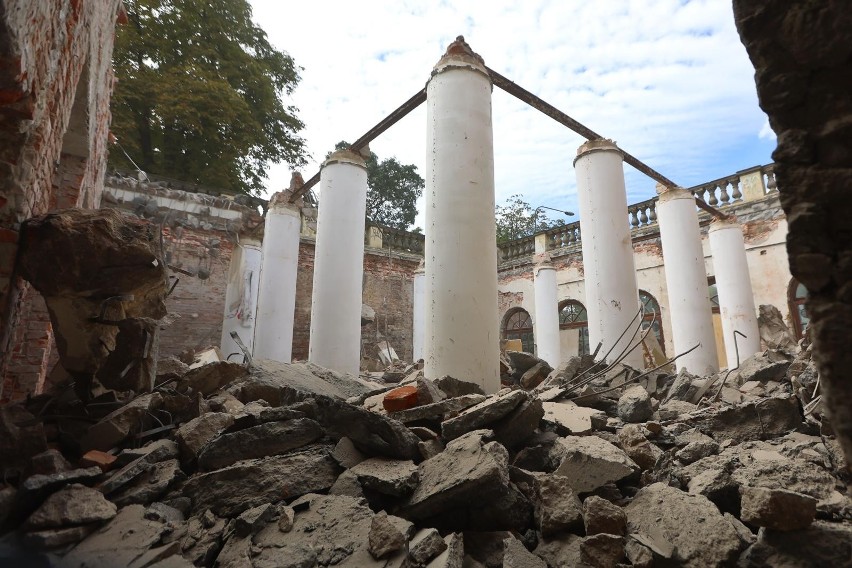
[333,142,424,230]
[110,0,307,195]
[495,195,567,243]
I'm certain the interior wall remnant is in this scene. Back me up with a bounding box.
[734,0,852,467]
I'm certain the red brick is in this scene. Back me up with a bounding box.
[382,385,419,412]
[79,450,117,472]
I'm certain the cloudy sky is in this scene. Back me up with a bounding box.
[250,0,775,228]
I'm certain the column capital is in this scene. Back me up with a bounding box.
[322,148,367,170]
[708,216,742,233]
[656,186,692,203]
[574,138,622,165]
[431,35,489,80]
[414,258,425,275]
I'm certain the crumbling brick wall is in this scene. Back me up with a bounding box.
[0,0,122,396]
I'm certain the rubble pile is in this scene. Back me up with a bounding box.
[1,344,850,567]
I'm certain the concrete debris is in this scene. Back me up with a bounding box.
[757,304,798,353]
[2,340,849,568]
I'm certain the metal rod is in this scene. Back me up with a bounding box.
[694,196,730,220]
[289,88,427,202]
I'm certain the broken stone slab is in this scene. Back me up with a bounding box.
[580,533,626,567]
[229,404,308,430]
[676,439,720,464]
[738,520,852,567]
[388,394,486,424]
[349,458,419,497]
[400,430,510,522]
[17,208,168,394]
[434,376,485,398]
[0,406,48,479]
[197,417,324,471]
[174,412,234,465]
[532,533,583,567]
[441,390,527,441]
[624,537,654,568]
[23,484,117,530]
[503,537,546,568]
[541,400,606,435]
[368,511,413,559]
[110,459,185,507]
[29,449,72,477]
[625,482,746,567]
[617,424,663,471]
[99,439,178,495]
[688,395,803,444]
[80,392,164,452]
[235,503,275,537]
[553,436,639,493]
[59,504,170,568]
[730,350,792,386]
[175,361,247,396]
[739,485,817,531]
[179,510,227,566]
[520,361,552,390]
[617,385,653,423]
[426,533,464,568]
[328,469,366,499]
[21,524,99,549]
[582,495,627,536]
[417,377,447,405]
[757,304,798,353]
[532,473,584,536]
[182,446,341,517]
[663,369,701,404]
[492,397,545,450]
[331,437,368,468]
[419,438,445,461]
[505,351,542,376]
[658,399,698,421]
[20,466,103,507]
[409,528,447,565]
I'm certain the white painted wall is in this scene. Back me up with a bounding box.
[221,236,261,361]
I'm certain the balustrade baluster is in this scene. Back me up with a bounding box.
[639,207,649,226]
[629,208,640,228]
[649,202,657,223]
[719,181,730,204]
[707,184,719,206]
[731,178,742,201]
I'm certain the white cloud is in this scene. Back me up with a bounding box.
[759,119,776,140]
[249,0,774,226]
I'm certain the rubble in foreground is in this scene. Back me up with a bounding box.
[1,342,850,568]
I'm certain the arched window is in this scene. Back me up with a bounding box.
[639,290,665,355]
[788,279,809,338]
[503,308,534,353]
[559,300,590,356]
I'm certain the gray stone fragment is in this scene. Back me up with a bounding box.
[20,466,103,505]
[350,458,419,497]
[21,524,98,549]
[580,533,625,567]
[676,439,720,464]
[664,368,699,403]
[99,439,178,495]
[278,505,295,533]
[197,418,324,470]
[520,361,552,390]
[441,390,527,441]
[332,437,367,468]
[80,393,163,452]
[503,537,546,568]
[418,438,445,460]
[177,361,247,395]
[144,502,185,524]
[625,482,745,567]
[738,520,852,567]
[731,350,791,386]
[235,503,275,537]
[492,398,544,450]
[541,401,606,435]
[582,495,627,536]
[533,533,583,567]
[24,484,116,530]
[434,376,485,398]
[388,394,486,424]
[111,459,185,507]
[617,424,662,470]
[29,449,72,476]
[617,385,653,423]
[368,511,412,559]
[740,485,817,531]
[658,399,698,420]
[554,436,639,493]
[174,412,234,464]
[426,533,464,568]
[417,378,447,405]
[182,447,341,517]
[534,474,583,536]
[409,528,447,565]
[328,469,366,498]
[624,537,654,568]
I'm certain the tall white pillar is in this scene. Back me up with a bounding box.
[709,218,760,367]
[424,36,500,394]
[574,139,643,368]
[309,149,368,375]
[254,192,302,362]
[220,235,262,361]
[656,187,719,375]
[412,259,425,362]
[533,256,561,366]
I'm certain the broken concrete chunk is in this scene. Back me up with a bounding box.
[541,400,606,435]
[409,527,447,565]
[625,482,745,567]
[110,458,185,507]
[739,520,852,567]
[331,437,367,468]
[520,361,552,390]
[368,511,413,559]
[492,397,544,450]
[731,350,791,386]
[554,436,639,493]
[441,390,527,441]
[580,533,625,567]
[701,395,803,444]
[144,502,184,524]
[277,505,295,533]
[174,412,234,464]
[235,502,275,537]
[617,385,653,423]
[534,473,584,536]
[197,417,324,470]
[29,449,71,476]
[582,495,627,536]
[350,457,419,497]
[21,524,98,549]
[176,361,247,395]
[417,377,447,405]
[663,369,700,403]
[434,375,485,398]
[658,399,698,421]
[21,466,103,504]
[419,438,445,460]
[328,469,366,499]
[80,392,163,452]
[739,485,817,531]
[532,533,583,567]
[624,537,654,568]
[389,394,486,424]
[24,484,117,530]
[503,537,547,568]
[617,424,662,471]
[183,447,341,517]
[426,533,464,568]
[99,439,178,495]
[676,439,720,464]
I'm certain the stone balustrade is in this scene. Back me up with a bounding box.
[499,234,536,261]
[364,223,425,254]
[546,222,582,249]
[628,198,658,229]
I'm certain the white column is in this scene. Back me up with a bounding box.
[220,236,262,361]
[709,218,760,367]
[424,36,500,394]
[412,259,425,362]
[253,194,301,362]
[533,256,561,366]
[656,187,719,375]
[308,149,368,375]
[574,139,643,367]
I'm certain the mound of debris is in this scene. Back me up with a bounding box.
[1,344,850,567]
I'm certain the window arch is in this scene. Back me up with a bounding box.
[503,308,534,353]
[788,279,809,338]
[559,300,590,356]
[639,290,665,355]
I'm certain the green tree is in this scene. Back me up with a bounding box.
[110,0,307,195]
[333,142,424,230]
[495,195,566,243]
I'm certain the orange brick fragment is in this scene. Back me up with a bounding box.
[383,385,419,412]
[79,449,117,473]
